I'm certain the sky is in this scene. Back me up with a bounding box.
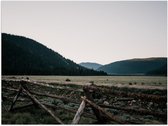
[1,1,167,65]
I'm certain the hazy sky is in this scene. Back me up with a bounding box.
[2,1,167,65]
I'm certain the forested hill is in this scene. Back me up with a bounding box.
[98,58,167,76]
[2,33,107,75]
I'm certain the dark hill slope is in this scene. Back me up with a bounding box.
[79,62,102,70]
[2,33,107,75]
[146,64,167,76]
[98,58,167,76]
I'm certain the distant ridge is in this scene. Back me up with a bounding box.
[2,33,107,76]
[79,62,102,70]
[98,57,167,76]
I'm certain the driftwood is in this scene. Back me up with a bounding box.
[81,96,128,124]
[22,87,64,124]
[99,104,167,118]
[9,86,22,111]
[72,97,86,124]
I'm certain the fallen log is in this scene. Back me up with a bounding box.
[118,92,166,103]
[3,79,83,92]
[3,86,80,104]
[83,85,106,123]
[2,95,30,102]
[22,87,64,124]
[100,88,167,103]
[11,101,96,120]
[42,103,96,120]
[2,87,19,92]
[72,97,86,124]
[81,96,128,124]
[29,90,80,104]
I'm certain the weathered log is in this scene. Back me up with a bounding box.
[29,90,80,104]
[22,87,64,124]
[72,97,86,124]
[3,95,30,102]
[115,98,134,101]
[99,104,167,118]
[81,96,128,124]
[3,79,83,92]
[3,86,80,104]
[3,91,18,97]
[9,86,22,111]
[2,87,19,92]
[117,91,167,103]
[83,85,107,123]
[100,87,167,103]
[42,103,96,120]
[11,101,95,120]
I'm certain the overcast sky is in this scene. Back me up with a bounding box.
[2,1,167,65]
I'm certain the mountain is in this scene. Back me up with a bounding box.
[146,64,167,76]
[98,58,167,76]
[2,33,107,75]
[79,62,102,70]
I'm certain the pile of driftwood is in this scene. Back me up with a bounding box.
[2,80,167,124]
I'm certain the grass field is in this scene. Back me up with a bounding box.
[2,75,167,90]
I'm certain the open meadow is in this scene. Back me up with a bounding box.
[2,75,167,89]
